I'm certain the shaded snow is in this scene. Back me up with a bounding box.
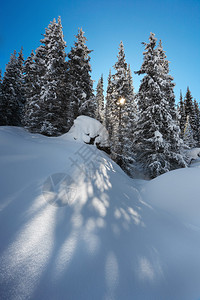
[0,127,200,300]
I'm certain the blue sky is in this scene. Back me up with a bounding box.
[1,0,200,103]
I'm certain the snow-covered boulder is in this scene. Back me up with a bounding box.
[65,115,109,149]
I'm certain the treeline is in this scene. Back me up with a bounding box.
[0,17,199,178]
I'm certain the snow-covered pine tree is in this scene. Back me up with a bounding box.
[24,17,68,136]
[40,17,68,135]
[183,115,196,148]
[178,90,186,138]
[24,41,47,132]
[0,69,3,125]
[0,50,24,126]
[121,64,137,174]
[16,48,25,124]
[66,28,95,128]
[23,50,40,131]
[105,69,113,138]
[134,33,186,178]
[193,99,200,146]
[105,43,136,170]
[184,87,196,145]
[157,40,177,121]
[109,41,130,165]
[95,74,104,123]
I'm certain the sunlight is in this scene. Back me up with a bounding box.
[138,257,155,281]
[118,97,126,106]
[105,252,119,299]
[54,232,78,279]
[92,197,107,217]
[0,198,57,299]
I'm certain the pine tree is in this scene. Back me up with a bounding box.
[0,50,24,126]
[0,70,3,125]
[95,74,104,123]
[178,90,186,138]
[134,33,186,178]
[24,17,68,136]
[157,40,177,121]
[121,64,137,174]
[183,115,196,148]
[105,69,113,138]
[16,48,25,124]
[184,87,196,145]
[105,43,136,170]
[194,99,200,145]
[24,43,47,131]
[23,50,40,131]
[66,28,95,128]
[110,41,129,165]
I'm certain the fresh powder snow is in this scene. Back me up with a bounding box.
[0,126,200,300]
[65,115,109,147]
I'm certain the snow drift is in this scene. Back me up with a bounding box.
[0,126,200,300]
[65,115,109,148]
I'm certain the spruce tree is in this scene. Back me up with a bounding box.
[95,74,104,123]
[23,50,40,131]
[105,43,136,170]
[157,40,177,121]
[121,64,137,174]
[16,48,25,124]
[24,43,47,132]
[183,115,196,148]
[24,17,68,136]
[184,87,196,144]
[178,90,186,138]
[66,28,95,128]
[134,33,186,178]
[110,41,130,165]
[194,99,200,145]
[105,69,113,138]
[0,50,24,126]
[0,70,3,125]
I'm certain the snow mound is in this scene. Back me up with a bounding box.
[65,115,109,147]
[142,167,200,228]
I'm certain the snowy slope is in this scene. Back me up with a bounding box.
[0,127,200,300]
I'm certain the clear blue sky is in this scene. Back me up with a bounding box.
[1,0,200,103]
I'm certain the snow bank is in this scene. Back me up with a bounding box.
[142,167,200,228]
[64,115,109,147]
[1,126,200,300]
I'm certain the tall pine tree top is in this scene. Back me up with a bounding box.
[66,28,95,124]
[24,17,68,136]
[134,33,186,178]
[112,41,129,100]
[95,74,104,123]
[0,50,25,126]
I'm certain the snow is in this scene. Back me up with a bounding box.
[65,115,109,147]
[142,167,200,227]
[0,126,200,300]
[154,130,163,143]
[185,147,200,162]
